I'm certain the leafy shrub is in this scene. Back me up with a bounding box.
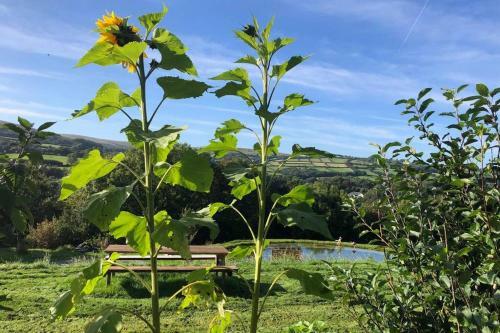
[336,84,499,332]
[27,219,59,249]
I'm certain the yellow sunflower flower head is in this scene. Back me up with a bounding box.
[95,11,140,47]
[96,11,123,31]
[95,11,145,73]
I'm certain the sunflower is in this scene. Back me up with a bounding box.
[95,12,145,72]
[96,11,123,32]
[95,11,139,46]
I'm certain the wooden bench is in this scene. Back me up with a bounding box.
[104,244,237,285]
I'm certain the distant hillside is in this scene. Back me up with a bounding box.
[0,120,129,165]
[0,119,379,178]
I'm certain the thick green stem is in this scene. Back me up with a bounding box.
[138,56,161,333]
[250,60,270,333]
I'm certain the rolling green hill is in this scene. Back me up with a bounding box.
[0,119,379,178]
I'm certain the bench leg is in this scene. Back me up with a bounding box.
[106,272,111,286]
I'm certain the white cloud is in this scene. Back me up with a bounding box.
[0,24,89,59]
[0,98,69,114]
[0,66,63,79]
[0,107,65,120]
[283,62,419,97]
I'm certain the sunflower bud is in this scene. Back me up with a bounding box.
[242,24,258,38]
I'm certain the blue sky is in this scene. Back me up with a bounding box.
[0,0,498,157]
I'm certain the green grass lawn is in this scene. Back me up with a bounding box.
[0,247,379,332]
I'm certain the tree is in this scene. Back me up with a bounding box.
[335,85,499,332]
[0,117,55,253]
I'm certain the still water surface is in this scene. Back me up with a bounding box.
[262,244,384,262]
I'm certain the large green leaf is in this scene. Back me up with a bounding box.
[85,307,123,333]
[283,93,314,111]
[209,312,232,333]
[230,176,260,200]
[152,210,190,258]
[122,119,183,163]
[83,186,133,231]
[234,30,258,51]
[228,245,254,260]
[211,68,249,83]
[274,184,314,207]
[269,37,294,53]
[138,6,168,33]
[157,76,210,99]
[152,28,197,75]
[267,135,281,156]
[285,268,335,300]
[207,202,230,217]
[76,41,147,68]
[51,253,120,320]
[271,55,308,80]
[157,150,214,193]
[214,119,246,138]
[178,208,219,240]
[73,82,139,121]
[109,212,150,256]
[211,68,255,102]
[213,82,255,103]
[200,134,238,158]
[60,150,125,200]
[277,203,332,238]
[235,55,258,66]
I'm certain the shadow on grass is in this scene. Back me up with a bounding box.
[0,246,92,263]
[119,273,285,299]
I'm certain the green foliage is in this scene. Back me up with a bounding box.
[156,76,210,99]
[51,253,119,320]
[202,17,332,332]
[0,117,55,246]
[337,85,500,332]
[76,41,148,68]
[83,186,133,231]
[85,307,123,333]
[59,150,125,200]
[156,150,214,193]
[73,82,139,120]
[152,28,197,75]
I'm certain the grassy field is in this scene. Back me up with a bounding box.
[267,156,380,178]
[0,247,380,332]
[6,153,68,165]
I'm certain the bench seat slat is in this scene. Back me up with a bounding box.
[107,265,238,273]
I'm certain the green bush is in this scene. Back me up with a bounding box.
[336,84,499,332]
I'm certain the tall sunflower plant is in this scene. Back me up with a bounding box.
[50,8,230,333]
[201,18,336,333]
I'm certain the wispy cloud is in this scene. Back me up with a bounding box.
[0,98,70,114]
[0,66,63,79]
[0,24,89,60]
[283,62,419,97]
[0,107,65,120]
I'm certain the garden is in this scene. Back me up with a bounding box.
[0,4,498,333]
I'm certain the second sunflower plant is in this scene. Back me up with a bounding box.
[50,7,333,333]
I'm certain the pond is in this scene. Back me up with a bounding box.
[262,243,385,262]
